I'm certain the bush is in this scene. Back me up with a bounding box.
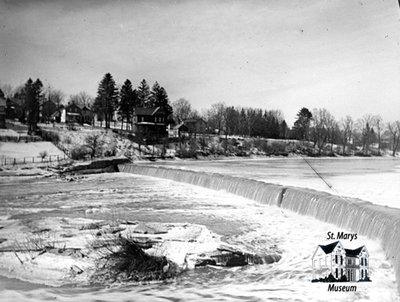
[39,150,48,159]
[41,130,60,144]
[70,145,89,160]
[63,136,72,144]
[91,234,177,283]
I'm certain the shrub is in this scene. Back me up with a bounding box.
[70,145,89,160]
[41,130,60,144]
[39,150,48,159]
[63,136,72,144]
[91,234,177,283]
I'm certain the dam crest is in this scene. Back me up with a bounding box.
[119,164,400,293]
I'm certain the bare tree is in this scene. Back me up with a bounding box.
[373,115,383,155]
[172,98,193,122]
[387,121,400,157]
[84,133,104,159]
[340,116,354,155]
[0,83,13,98]
[206,102,225,135]
[356,115,377,155]
[44,86,65,108]
[69,91,93,107]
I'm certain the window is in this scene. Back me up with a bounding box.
[361,258,364,266]
[141,117,144,122]
[340,256,343,265]
[340,268,343,278]
[361,269,364,279]
[365,259,367,266]
[335,268,338,279]
[335,255,338,264]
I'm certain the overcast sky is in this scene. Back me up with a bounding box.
[1,0,400,125]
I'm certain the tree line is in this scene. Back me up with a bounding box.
[1,78,400,156]
[92,73,172,129]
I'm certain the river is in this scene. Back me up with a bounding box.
[0,157,399,301]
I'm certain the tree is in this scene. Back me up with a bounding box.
[69,91,93,108]
[84,133,104,159]
[374,115,383,155]
[25,78,43,134]
[340,116,354,155]
[387,121,400,156]
[207,102,225,135]
[172,98,193,122]
[95,73,119,129]
[119,79,137,130]
[0,83,13,99]
[137,79,151,107]
[151,82,173,115]
[293,107,312,141]
[357,115,377,155]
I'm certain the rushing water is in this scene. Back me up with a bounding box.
[0,157,399,301]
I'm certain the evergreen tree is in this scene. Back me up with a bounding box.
[137,79,151,107]
[293,107,312,140]
[151,82,173,115]
[0,89,4,99]
[25,78,42,134]
[96,73,118,128]
[119,79,137,130]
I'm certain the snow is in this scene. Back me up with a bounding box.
[0,172,398,301]
[0,142,66,160]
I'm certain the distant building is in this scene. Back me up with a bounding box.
[132,107,168,139]
[184,118,207,136]
[52,103,93,124]
[168,122,189,138]
[312,241,369,282]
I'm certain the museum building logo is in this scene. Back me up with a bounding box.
[311,240,371,291]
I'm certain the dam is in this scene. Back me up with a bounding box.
[119,158,400,296]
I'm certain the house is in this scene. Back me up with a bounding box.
[132,107,168,139]
[52,103,93,124]
[312,241,369,282]
[0,96,6,128]
[183,118,207,136]
[41,100,58,123]
[168,122,189,138]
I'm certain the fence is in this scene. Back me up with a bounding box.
[0,154,69,166]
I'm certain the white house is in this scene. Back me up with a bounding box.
[312,241,369,282]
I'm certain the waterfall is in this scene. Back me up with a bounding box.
[119,164,400,293]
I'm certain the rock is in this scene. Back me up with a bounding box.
[0,238,7,244]
[70,265,83,274]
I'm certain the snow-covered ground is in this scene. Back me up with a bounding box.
[0,142,66,160]
[0,172,398,301]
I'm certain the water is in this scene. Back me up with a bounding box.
[143,157,400,207]
[0,157,399,301]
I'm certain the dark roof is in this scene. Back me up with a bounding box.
[319,241,340,254]
[173,123,189,131]
[345,246,364,257]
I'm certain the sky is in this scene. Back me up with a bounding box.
[1,0,400,125]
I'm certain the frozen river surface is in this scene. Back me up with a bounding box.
[0,163,399,301]
[147,157,400,208]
